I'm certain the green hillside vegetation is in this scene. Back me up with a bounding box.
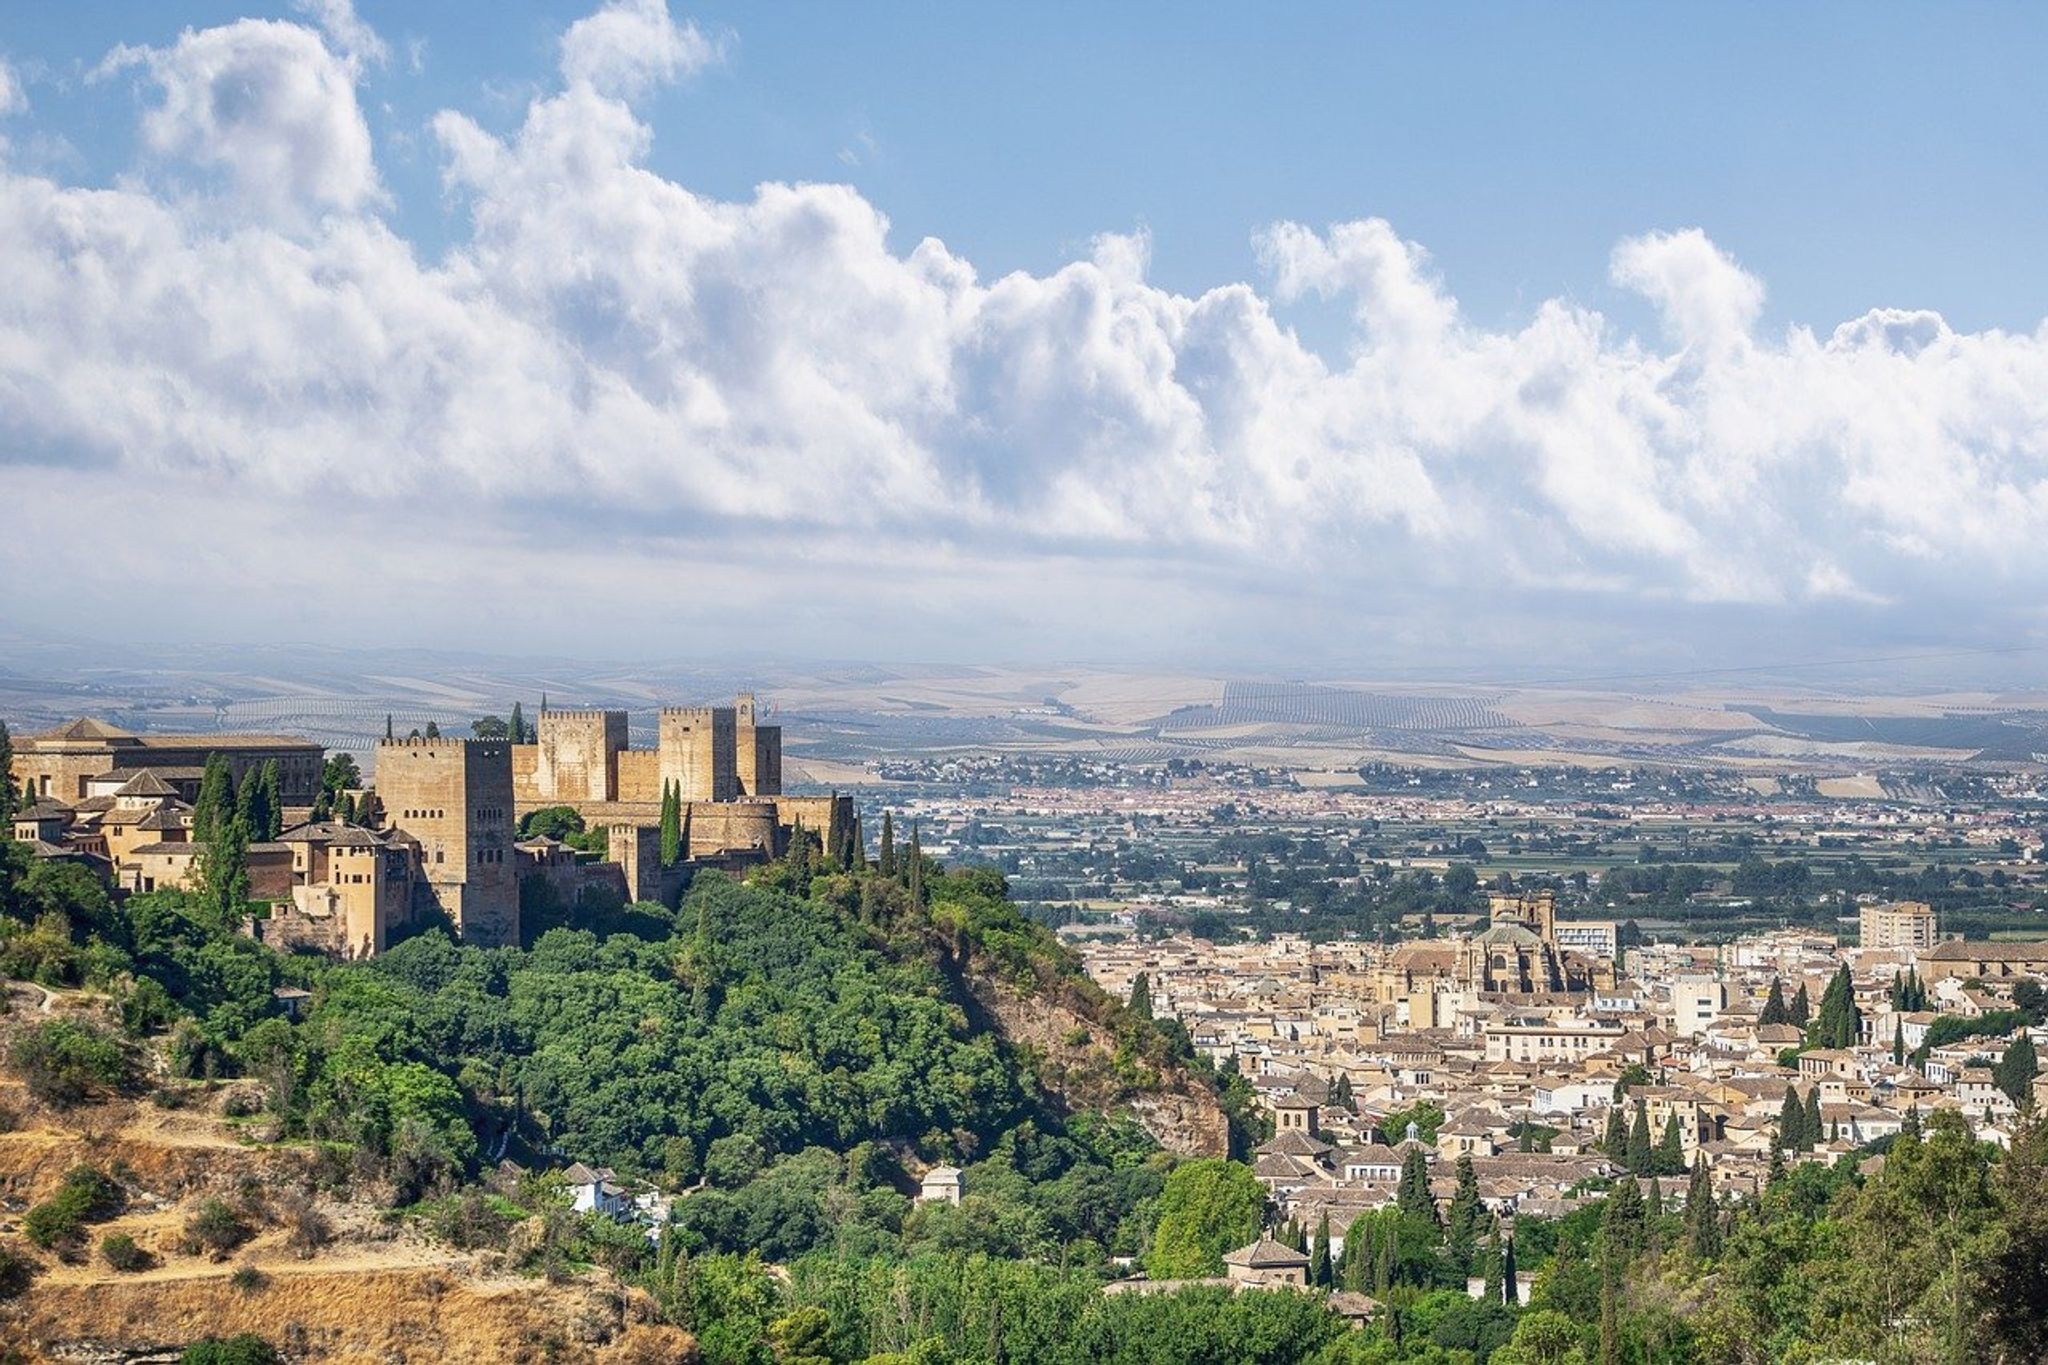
[11,826,2048,1362]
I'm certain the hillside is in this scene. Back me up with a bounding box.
[0,986,691,1363]
[0,841,1241,1359]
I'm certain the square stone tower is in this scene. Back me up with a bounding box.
[733,692,782,797]
[375,737,519,948]
[534,708,627,803]
[658,705,738,803]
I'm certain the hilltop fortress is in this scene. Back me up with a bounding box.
[8,693,853,960]
[512,695,855,896]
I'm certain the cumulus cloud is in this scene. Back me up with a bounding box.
[0,59,24,118]
[4,0,2048,664]
[559,0,722,99]
[95,16,379,222]
[292,0,388,69]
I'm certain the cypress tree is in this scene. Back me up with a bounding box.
[659,781,682,867]
[1760,979,1789,1026]
[1603,1105,1629,1163]
[1343,1219,1371,1292]
[1331,1073,1354,1113]
[1792,982,1812,1027]
[878,810,897,878]
[1481,1222,1502,1304]
[259,760,282,839]
[1128,972,1153,1019]
[424,721,440,740]
[1604,1174,1645,1254]
[1778,1084,1805,1151]
[1803,1088,1823,1147]
[197,814,250,930]
[1655,1112,1685,1176]
[0,719,15,827]
[510,702,526,745]
[1995,1034,2039,1107]
[1447,1154,1484,1267]
[907,823,925,909]
[1500,1231,1518,1305]
[385,714,394,741]
[1627,1098,1653,1175]
[786,818,812,895]
[1396,1147,1438,1227]
[235,764,267,843]
[1686,1157,1719,1260]
[1598,1257,1620,1365]
[1311,1212,1331,1287]
[1902,1104,1921,1139]
[1893,1018,1906,1065]
[193,754,234,844]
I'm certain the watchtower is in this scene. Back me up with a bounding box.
[375,737,519,948]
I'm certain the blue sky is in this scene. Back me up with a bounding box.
[11,2,2043,336]
[2,1,2047,672]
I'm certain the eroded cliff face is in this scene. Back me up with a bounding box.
[960,971,1229,1157]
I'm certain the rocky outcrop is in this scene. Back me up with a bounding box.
[960,970,1229,1156]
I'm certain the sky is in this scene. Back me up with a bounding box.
[2,1,2047,677]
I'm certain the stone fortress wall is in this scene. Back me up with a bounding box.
[512,694,856,873]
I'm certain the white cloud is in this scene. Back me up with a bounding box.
[0,59,25,118]
[292,0,388,69]
[559,0,722,100]
[97,16,380,223]
[4,1,2048,664]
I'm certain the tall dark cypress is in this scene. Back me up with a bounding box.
[1686,1156,1720,1260]
[659,781,682,867]
[193,753,234,844]
[510,701,526,745]
[1603,1105,1629,1163]
[1627,1098,1653,1174]
[878,810,897,878]
[907,823,925,908]
[259,760,283,839]
[1778,1084,1806,1151]
[0,719,15,828]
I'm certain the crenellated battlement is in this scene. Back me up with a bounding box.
[377,736,510,755]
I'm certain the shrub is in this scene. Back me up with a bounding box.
[101,1232,149,1272]
[179,1336,282,1365]
[419,1189,514,1251]
[9,1018,129,1107]
[229,1263,268,1292]
[185,1199,251,1258]
[0,1241,38,1300]
[278,1191,331,1258]
[22,1166,123,1254]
